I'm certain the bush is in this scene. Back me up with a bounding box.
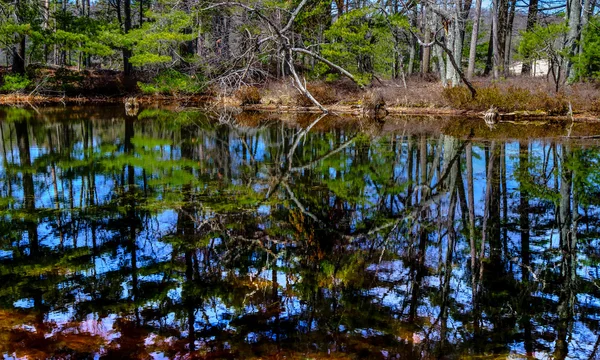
[361,90,385,111]
[442,84,569,115]
[442,86,472,109]
[235,86,261,105]
[138,69,205,96]
[0,74,31,92]
[295,82,338,106]
[530,92,569,116]
[52,67,84,92]
[589,98,600,115]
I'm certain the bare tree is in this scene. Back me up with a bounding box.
[204,0,362,113]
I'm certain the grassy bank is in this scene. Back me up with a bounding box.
[239,77,600,116]
[1,68,599,120]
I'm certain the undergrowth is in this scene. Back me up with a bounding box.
[235,86,261,105]
[295,82,338,106]
[443,85,570,115]
[0,74,31,93]
[138,69,205,96]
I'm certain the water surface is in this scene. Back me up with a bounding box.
[0,106,600,359]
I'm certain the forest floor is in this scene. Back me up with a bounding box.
[0,68,598,121]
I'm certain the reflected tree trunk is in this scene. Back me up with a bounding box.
[555,143,576,359]
[16,120,38,255]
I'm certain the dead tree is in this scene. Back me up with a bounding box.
[203,0,362,113]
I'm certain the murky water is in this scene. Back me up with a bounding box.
[1,106,600,359]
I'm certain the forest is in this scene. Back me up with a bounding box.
[0,0,599,114]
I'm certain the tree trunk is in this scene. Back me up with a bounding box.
[434,43,446,86]
[139,0,143,26]
[421,7,431,75]
[566,0,582,81]
[491,0,501,78]
[12,36,26,75]
[445,21,458,84]
[580,0,592,53]
[503,0,516,73]
[449,0,473,85]
[521,0,538,75]
[467,0,482,79]
[123,0,132,76]
[483,23,493,76]
[407,6,417,75]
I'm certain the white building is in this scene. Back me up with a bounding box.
[509,59,550,77]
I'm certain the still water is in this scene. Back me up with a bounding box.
[1,106,600,359]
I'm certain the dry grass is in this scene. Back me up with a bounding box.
[591,98,600,115]
[252,77,595,116]
[442,86,570,115]
[361,90,385,111]
[0,94,93,105]
[295,82,339,107]
[261,81,296,105]
[234,86,261,105]
[370,77,447,108]
[364,76,599,115]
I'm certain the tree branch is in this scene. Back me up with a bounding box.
[291,47,362,87]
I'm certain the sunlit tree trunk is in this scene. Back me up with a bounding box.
[467,0,482,79]
[491,0,504,78]
[446,0,472,86]
[566,0,582,80]
[421,6,431,75]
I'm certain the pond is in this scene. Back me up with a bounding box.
[0,106,600,359]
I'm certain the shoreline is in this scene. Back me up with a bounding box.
[1,94,598,122]
[239,103,600,122]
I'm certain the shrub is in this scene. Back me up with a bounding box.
[361,90,385,111]
[295,82,338,106]
[530,92,570,115]
[235,86,261,105]
[442,86,472,109]
[0,74,31,92]
[137,69,205,96]
[474,86,509,111]
[589,98,600,115]
[52,67,84,92]
[442,84,569,114]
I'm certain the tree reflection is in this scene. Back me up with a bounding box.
[0,107,599,358]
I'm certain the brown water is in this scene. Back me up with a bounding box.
[0,106,599,359]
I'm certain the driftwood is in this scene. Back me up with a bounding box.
[124,97,140,116]
[483,106,499,126]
